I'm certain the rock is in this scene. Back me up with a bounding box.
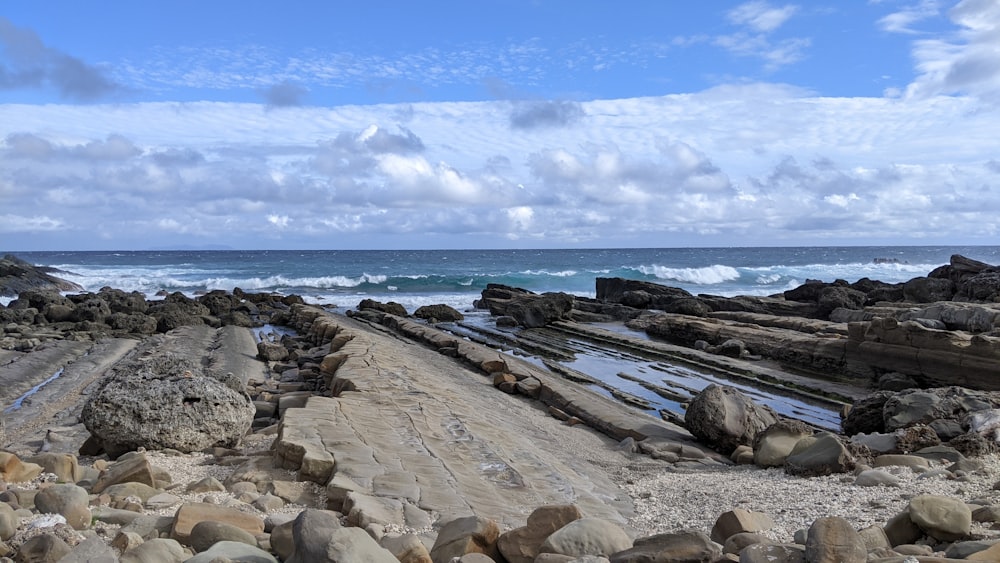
[903,276,955,302]
[428,515,501,563]
[189,520,258,553]
[25,453,81,483]
[841,391,894,436]
[91,454,158,494]
[380,533,433,563]
[33,484,91,530]
[609,530,720,562]
[784,432,855,477]
[498,504,582,563]
[59,535,119,562]
[684,385,779,455]
[170,502,265,546]
[81,354,254,456]
[753,419,813,468]
[186,476,227,493]
[854,469,902,487]
[285,508,342,563]
[0,503,18,541]
[504,292,575,328]
[119,538,187,563]
[538,517,632,558]
[358,299,408,316]
[722,531,772,556]
[0,452,43,483]
[710,509,775,544]
[804,516,866,563]
[908,494,972,542]
[737,543,805,562]
[0,255,83,297]
[413,304,464,322]
[321,526,400,562]
[14,533,73,562]
[185,540,279,563]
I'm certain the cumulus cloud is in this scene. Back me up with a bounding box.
[0,88,998,248]
[0,17,124,101]
[901,0,1000,101]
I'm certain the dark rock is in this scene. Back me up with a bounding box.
[0,255,83,297]
[413,304,464,322]
[596,277,693,303]
[610,530,720,563]
[504,292,575,328]
[358,299,408,317]
[816,286,867,319]
[903,277,955,303]
[661,298,711,317]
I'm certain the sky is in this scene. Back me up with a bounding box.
[1,1,998,250]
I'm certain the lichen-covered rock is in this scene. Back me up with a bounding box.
[81,354,254,457]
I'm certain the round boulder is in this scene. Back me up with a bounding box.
[684,384,779,455]
[81,355,254,457]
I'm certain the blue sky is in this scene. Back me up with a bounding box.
[1,0,998,250]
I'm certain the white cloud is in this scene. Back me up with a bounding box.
[0,86,997,247]
[904,0,1000,101]
[727,1,799,33]
[878,0,943,33]
[0,214,63,232]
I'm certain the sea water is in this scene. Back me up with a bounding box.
[5,246,999,311]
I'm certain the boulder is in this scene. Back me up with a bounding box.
[185,541,279,563]
[189,520,258,553]
[358,299,408,316]
[538,517,632,558]
[753,419,813,468]
[81,354,254,456]
[286,509,342,563]
[169,502,265,546]
[15,533,73,562]
[908,494,972,542]
[710,509,775,544]
[429,515,501,562]
[413,304,464,322]
[841,391,893,436]
[804,517,866,563]
[119,538,187,563]
[684,384,779,455]
[33,483,91,530]
[498,504,582,563]
[0,255,83,297]
[609,530,720,563]
[505,292,575,328]
[784,432,855,477]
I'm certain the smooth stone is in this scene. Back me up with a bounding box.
[804,516,866,563]
[538,517,632,558]
[119,537,187,563]
[185,540,279,563]
[908,494,972,541]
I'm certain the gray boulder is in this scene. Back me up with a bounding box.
[506,292,575,328]
[414,303,464,322]
[784,432,855,477]
[684,384,779,455]
[81,354,254,457]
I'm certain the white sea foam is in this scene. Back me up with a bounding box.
[638,264,741,285]
[520,269,578,277]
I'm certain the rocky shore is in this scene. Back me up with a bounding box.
[1,254,1000,561]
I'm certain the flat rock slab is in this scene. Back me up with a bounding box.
[279,311,640,530]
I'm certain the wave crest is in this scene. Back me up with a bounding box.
[637,264,741,285]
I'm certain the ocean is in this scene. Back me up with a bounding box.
[5,246,1000,310]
